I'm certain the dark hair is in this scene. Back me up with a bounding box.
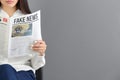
[0,0,31,14]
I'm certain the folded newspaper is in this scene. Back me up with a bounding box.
[0,10,42,58]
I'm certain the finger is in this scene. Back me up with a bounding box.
[31,41,47,51]
[37,40,46,44]
[33,40,42,44]
[32,48,46,53]
[32,44,46,48]
[32,47,45,51]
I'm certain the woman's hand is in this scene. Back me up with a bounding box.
[31,40,47,56]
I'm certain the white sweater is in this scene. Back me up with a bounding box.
[0,8,45,73]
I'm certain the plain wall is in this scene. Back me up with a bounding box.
[29,0,120,80]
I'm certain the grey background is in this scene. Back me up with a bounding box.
[29,0,120,80]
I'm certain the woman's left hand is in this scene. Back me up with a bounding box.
[31,40,47,56]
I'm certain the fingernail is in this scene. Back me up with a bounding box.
[34,40,38,43]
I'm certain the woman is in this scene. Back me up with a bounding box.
[0,0,47,80]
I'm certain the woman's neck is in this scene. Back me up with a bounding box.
[1,6,17,17]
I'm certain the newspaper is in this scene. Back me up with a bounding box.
[0,10,42,58]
